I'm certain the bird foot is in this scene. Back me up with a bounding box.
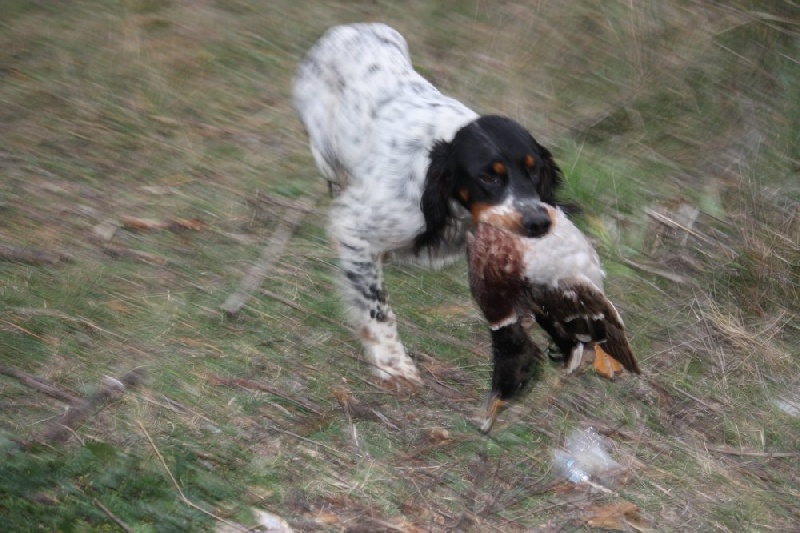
[479,395,505,433]
[546,343,565,362]
[593,344,623,379]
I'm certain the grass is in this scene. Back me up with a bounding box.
[1,0,799,531]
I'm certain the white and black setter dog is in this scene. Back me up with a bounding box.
[293,23,562,387]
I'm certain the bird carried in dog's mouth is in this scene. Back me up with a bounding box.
[468,206,641,431]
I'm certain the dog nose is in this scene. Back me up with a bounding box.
[521,209,551,237]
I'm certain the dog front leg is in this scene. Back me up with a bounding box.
[333,232,422,387]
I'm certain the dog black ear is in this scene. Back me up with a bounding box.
[535,142,563,205]
[414,140,455,252]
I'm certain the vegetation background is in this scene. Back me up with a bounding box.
[1,0,798,531]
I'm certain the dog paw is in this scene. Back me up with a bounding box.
[378,374,423,396]
[368,344,423,389]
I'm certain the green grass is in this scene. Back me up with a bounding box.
[1,0,799,531]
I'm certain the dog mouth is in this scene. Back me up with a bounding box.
[471,201,555,237]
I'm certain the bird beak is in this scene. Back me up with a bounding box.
[480,394,505,433]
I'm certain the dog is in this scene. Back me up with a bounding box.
[293,23,563,386]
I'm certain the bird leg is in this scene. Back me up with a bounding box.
[479,321,545,432]
[480,394,505,433]
[565,343,585,374]
[533,312,575,365]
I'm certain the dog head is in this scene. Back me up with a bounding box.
[416,115,562,251]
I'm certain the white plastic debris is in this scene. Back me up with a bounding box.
[553,449,590,483]
[252,509,293,532]
[215,509,293,533]
[553,427,619,489]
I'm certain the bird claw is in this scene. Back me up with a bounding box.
[546,343,565,362]
[480,395,505,433]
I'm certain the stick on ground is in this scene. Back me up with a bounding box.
[0,364,80,404]
[34,369,146,446]
[221,200,314,317]
[0,244,70,265]
[92,498,135,533]
[138,420,250,532]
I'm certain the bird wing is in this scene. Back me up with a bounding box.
[520,276,641,375]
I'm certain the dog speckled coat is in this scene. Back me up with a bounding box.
[293,23,562,386]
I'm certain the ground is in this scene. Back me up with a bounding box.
[0,1,798,531]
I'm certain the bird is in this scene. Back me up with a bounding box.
[468,206,641,431]
[293,23,563,387]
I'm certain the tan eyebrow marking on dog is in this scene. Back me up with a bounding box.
[524,155,535,168]
[492,161,506,175]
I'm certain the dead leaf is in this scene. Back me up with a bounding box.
[312,510,340,526]
[107,300,131,314]
[120,216,206,232]
[120,216,169,231]
[168,218,207,231]
[426,427,450,443]
[585,501,643,531]
[332,386,352,408]
[383,518,424,533]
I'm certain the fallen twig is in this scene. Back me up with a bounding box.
[138,420,249,532]
[0,364,80,404]
[260,287,429,390]
[210,376,324,416]
[102,244,169,265]
[120,216,207,232]
[263,419,351,462]
[622,258,690,285]
[35,369,146,446]
[333,387,363,451]
[260,287,349,332]
[671,381,725,413]
[399,317,485,357]
[254,191,322,215]
[7,307,125,340]
[644,207,727,250]
[706,445,799,459]
[262,286,482,358]
[93,498,134,533]
[221,199,314,317]
[333,387,401,430]
[0,244,70,265]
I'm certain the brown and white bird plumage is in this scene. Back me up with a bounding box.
[468,207,640,430]
[517,207,640,375]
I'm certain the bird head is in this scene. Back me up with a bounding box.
[467,223,526,328]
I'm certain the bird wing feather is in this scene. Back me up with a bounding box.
[520,276,640,375]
